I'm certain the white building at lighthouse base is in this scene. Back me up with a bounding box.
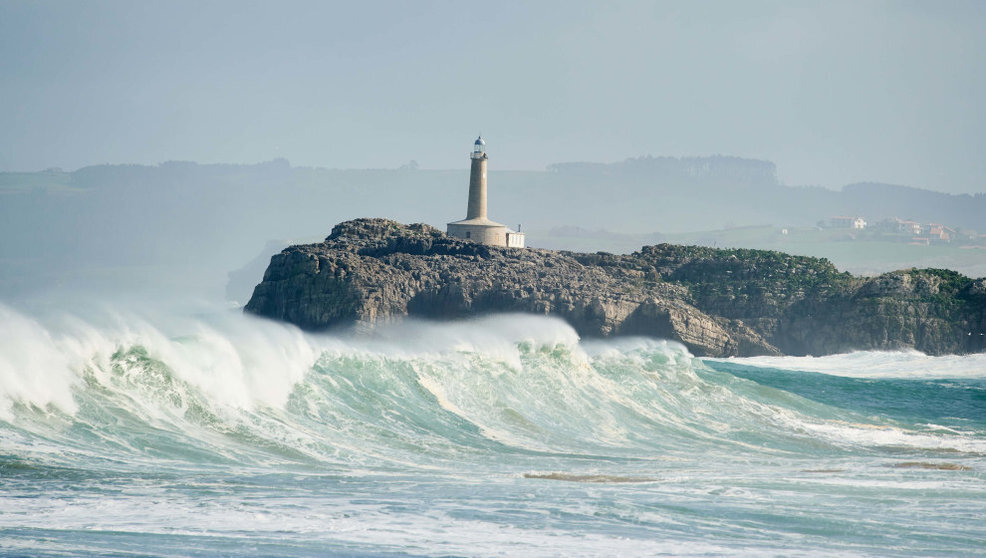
[447,217,525,248]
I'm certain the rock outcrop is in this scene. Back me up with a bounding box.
[245,219,986,357]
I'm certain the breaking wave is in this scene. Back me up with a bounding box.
[3,302,985,477]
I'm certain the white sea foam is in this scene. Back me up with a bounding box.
[350,313,581,365]
[0,483,825,558]
[0,303,320,419]
[3,304,984,468]
[4,302,986,557]
[772,407,986,454]
[0,305,80,420]
[711,350,986,379]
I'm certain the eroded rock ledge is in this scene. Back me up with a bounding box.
[245,218,986,357]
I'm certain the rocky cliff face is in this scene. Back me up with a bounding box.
[245,219,986,357]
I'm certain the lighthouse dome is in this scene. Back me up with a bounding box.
[474,136,486,149]
[472,135,486,158]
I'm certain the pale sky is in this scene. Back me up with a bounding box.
[1,0,984,192]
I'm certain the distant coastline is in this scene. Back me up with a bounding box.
[3,161,985,300]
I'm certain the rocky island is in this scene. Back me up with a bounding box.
[245,218,986,357]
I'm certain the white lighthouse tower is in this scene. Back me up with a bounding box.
[447,136,525,248]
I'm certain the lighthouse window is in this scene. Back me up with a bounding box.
[465,231,471,239]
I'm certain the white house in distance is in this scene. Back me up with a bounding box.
[447,136,525,248]
[829,216,867,230]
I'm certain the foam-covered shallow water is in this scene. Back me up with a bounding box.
[2,303,985,556]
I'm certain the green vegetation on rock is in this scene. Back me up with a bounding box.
[247,220,986,357]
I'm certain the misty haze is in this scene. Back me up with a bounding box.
[3,157,986,304]
[2,2,985,557]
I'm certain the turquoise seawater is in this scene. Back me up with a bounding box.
[1,304,985,557]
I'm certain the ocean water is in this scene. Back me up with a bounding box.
[1,303,985,557]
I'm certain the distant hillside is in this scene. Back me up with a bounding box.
[840,182,986,230]
[534,157,986,234]
[548,155,779,188]
[1,157,983,298]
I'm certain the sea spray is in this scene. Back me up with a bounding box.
[2,305,986,556]
[0,305,80,419]
[4,305,984,465]
[0,303,320,416]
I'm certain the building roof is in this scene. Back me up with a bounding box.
[447,217,506,228]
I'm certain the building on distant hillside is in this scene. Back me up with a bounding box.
[447,136,525,248]
[896,219,923,235]
[928,224,954,243]
[828,216,867,229]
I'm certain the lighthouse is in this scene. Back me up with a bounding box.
[466,136,489,221]
[447,136,526,248]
